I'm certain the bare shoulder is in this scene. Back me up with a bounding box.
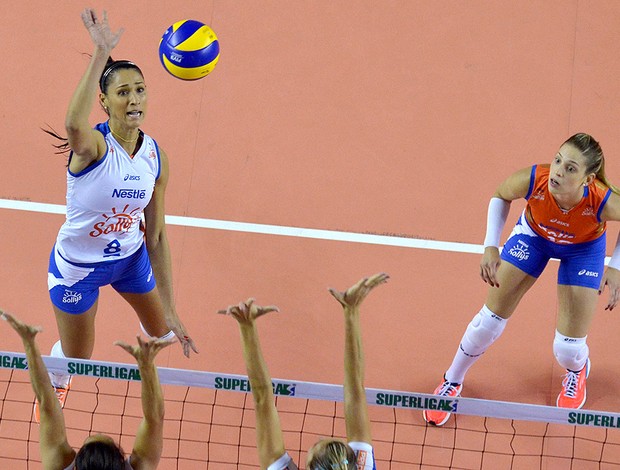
[601,191,620,222]
[494,165,534,201]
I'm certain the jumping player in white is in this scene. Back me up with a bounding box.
[42,8,197,419]
[218,273,388,470]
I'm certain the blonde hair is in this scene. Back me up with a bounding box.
[564,133,620,194]
[306,440,356,470]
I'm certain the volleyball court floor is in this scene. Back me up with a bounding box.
[2,1,620,468]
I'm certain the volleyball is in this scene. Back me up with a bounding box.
[159,20,220,80]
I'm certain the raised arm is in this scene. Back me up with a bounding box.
[328,273,389,444]
[66,9,123,171]
[1,311,75,470]
[115,336,173,470]
[218,299,284,470]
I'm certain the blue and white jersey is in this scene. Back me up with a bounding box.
[55,122,161,264]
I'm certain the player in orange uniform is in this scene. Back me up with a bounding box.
[425,133,620,426]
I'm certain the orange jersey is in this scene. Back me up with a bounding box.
[524,165,611,244]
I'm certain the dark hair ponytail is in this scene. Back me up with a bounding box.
[41,124,70,156]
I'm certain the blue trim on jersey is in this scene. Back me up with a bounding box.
[152,137,162,181]
[596,189,612,223]
[524,165,536,200]
[94,121,111,136]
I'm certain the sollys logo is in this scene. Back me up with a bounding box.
[508,239,530,261]
[62,290,82,304]
[89,205,141,238]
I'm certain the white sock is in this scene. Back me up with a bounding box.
[140,322,176,341]
[553,330,588,372]
[445,305,507,384]
[49,340,72,389]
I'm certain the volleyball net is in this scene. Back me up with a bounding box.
[1,351,620,469]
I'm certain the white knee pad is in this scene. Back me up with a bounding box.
[553,331,589,371]
[140,322,176,341]
[460,305,507,357]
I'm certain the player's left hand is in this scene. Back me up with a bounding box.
[599,267,620,311]
[115,335,175,365]
[328,272,389,309]
[217,298,279,324]
[166,316,198,358]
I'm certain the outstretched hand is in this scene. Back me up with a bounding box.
[599,267,620,311]
[0,310,42,343]
[480,247,501,287]
[81,8,124,52]
[217,298,279,325]
[165,317,199,358]
[328,272,389,309]
[115,335,174,366]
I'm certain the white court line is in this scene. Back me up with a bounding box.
[0,198,611,263]
[0,198,482,254]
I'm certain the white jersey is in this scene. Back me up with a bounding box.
[269,442,375,470]
[55,122,161,264]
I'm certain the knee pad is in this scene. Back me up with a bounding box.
[140,322,175,341]
[461,305,507,357]
[553,331,588,371]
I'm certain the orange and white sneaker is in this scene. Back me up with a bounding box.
[557,359,590,409]
[34,378,72,423]
[423,376,463,426]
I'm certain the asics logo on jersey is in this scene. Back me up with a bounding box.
[89,205,141,238]
[124,174,140,181]
[578,269,599,277]
[112,188,146,199]
[62,290,82,304]
[508,240,530,261]
[550,218,569,227]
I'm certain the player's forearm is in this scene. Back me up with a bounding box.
[22,340,57,406]
[66,48,108,132]
[343,308,366,402]
[147,235,176,315]
[239,323,275,405]
[138,362,165,422]
[343,307,372,442]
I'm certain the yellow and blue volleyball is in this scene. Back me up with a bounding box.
[159,20,220,80]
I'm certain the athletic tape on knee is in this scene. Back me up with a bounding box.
[553,330,588,371]
[140,322,176,341]
[460,305,507,358]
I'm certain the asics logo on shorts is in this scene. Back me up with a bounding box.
[62,290,82,304]
[508,240,530,261]
[578,269,599,277]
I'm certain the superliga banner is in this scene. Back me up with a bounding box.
[2,351,620,429]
